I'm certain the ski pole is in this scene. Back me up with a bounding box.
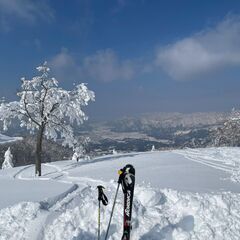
[97,185,108,240]
[104,182,120,240]
[98,200,101,240]
[105,170,123,240]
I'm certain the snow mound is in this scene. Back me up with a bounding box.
[0,202,40,240]
[4,185,237,240]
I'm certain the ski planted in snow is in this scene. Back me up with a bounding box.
[118,164,135,240]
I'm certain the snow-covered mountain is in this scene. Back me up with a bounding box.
[0,147,240,239]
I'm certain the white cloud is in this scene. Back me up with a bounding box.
[51,15,240,83]
[50,48,140,83]
[0,0,54,30]
[155,15,240,80]
[81,49,138,82]
[50,48,80,82]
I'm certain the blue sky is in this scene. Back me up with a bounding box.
[1,0,240,120]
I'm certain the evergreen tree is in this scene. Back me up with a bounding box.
[2,147,14,169]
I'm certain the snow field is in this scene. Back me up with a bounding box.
[0,148,240,239]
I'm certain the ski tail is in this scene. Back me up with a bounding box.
[119,164,135,240]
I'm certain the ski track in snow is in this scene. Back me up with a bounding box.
[176,147,240,182]
[13,165,33,180]
[177,151,234,172]
[1,148,240,239]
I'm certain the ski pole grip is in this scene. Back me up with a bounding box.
[97,185,108,206]
[97,185,104,201]
[117,169,123,183]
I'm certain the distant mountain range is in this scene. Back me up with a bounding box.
[78,111,229,155]
[0,111,230,166]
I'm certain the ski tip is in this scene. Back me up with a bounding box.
[124,164,135,175]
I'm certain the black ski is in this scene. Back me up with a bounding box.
[119,164,135,240]
[105,164,135,240]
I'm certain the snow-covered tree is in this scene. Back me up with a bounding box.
[214,109,240,146]
[151,145,155,152]
[72,147,84,162]
[0,62,95,176]
[2,147,14,169]
[112,149,118,155]
[72,137,90,162]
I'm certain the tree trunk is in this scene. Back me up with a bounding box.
[35,126,44,176]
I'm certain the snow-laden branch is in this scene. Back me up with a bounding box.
[0,61,95,148]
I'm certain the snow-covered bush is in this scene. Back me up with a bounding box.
[2,147,14,169]
[0,62,95,175]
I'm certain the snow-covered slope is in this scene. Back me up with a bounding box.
[0,147,240,240]
[0,133,22,144]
